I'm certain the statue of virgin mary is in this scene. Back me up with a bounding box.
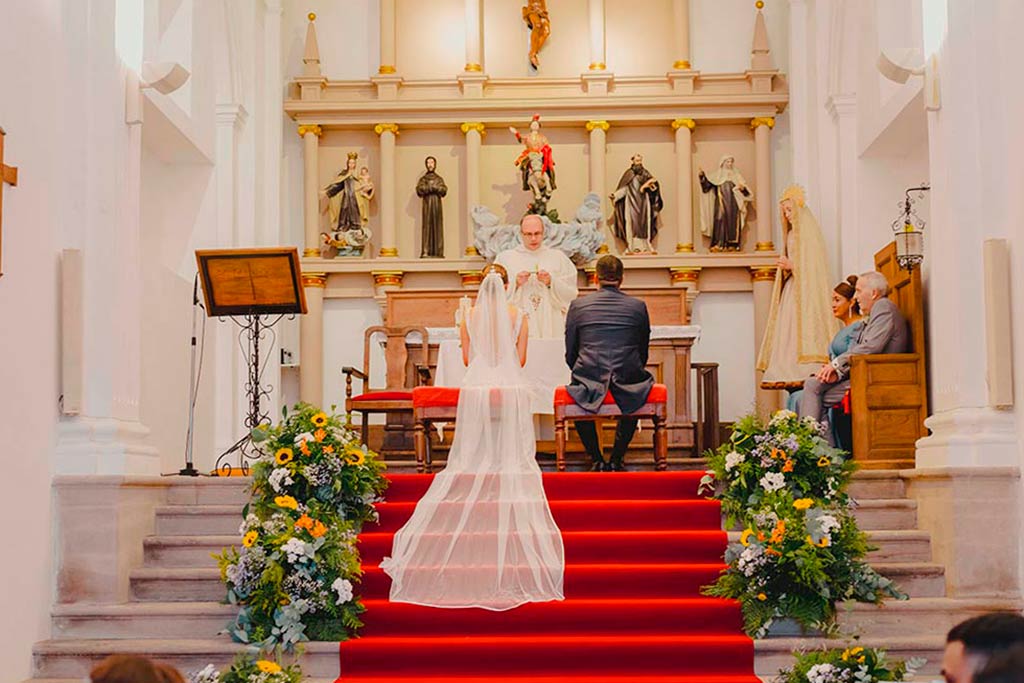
[756,186,839,390]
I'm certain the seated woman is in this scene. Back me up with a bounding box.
[787,275,865,429]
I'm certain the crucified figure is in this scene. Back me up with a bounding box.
[522,0,550,68]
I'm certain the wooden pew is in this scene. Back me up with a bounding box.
[848,242,928,469]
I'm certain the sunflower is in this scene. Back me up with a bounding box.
[345,447,366,466]
[817,455,831,467]
[242,530,259,548]
[740,528,755,546]
[311,412,328,427]
[274,495,298,510]
[256,661,282,674]
[275,448,294,465]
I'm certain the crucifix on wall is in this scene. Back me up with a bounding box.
[0,127,18,278]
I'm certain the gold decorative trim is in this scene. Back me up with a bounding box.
[585,120,610,132]
[755,241,776,252]
[297,124,323,138]
[669,266,701,284]
[672,60,692,70]
[588,62,607,71]
[458,270,484,287]
[596,243,610,255]
[378,247,399,257]
[302,248,320,258]
[583,267,598,286]
[378,65,397,74]
[750,116,776,130]
[464,63,483,72]
[460,122,486,135]
[464,245,480,256]
[756,1,765,9]
[301,272,327,288]
[371,270,404,287]
[374,123,399,136]
[675,243,695,253]
[671,118,696,131]
[749,266,777,282]
[307,12,317,21]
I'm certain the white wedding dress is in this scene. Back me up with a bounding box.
[381,273,565,610]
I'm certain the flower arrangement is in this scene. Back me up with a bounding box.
[700,411,905,637]
[215,404,388,648]
[775,645,924,683]
[190,652,302,683]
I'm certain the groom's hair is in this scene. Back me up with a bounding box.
[596,255,623,285]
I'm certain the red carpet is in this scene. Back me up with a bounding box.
[337,471,758,682]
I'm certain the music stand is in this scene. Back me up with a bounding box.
[196,247,307,474]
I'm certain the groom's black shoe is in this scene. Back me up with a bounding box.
[588,460,607,472]
[609,459,629,472]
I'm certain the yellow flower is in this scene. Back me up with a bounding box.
[817,455,831,467]
[311,412,328,427]
[257,660,282,674]
[818,536,831,548]
[806,534,815,545]
[242,530,258,548]
[345,447,366,466]
[793,498,814,510]
[756,593,767,601]
[740,528,755,547]
[275,448,294,465]
[274,495,298,510]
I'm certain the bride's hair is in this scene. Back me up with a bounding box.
[481,262,509,284]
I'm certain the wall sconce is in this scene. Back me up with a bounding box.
[892,184,930,271]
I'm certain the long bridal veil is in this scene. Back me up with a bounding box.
[381,272,565,609]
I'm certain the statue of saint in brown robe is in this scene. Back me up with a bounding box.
[416,156,447,258]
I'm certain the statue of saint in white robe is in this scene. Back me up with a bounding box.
[495,245,578,339]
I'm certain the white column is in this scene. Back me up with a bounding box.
[751,267,780,417]
[787,0,814,200]
[464,0,483,72]
[826,95,859,278]
[672,118,695,252]
[379,0,396,74]
[585,120,609,251]
[751,117,775,252]
[299,273,326,407]
[375,123,399,257]
[299,124,322,256]
[672,0,691,69]
[461,122,485,256]
[588,0,606,70]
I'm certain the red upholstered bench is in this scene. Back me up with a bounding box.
[553,384,669,472]
[411,386,461,472]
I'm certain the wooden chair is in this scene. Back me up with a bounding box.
[411,386,459,473]
[342,326,429,448]
[692,362,721,456]
[553,384,670,472]
[848,242,928,469]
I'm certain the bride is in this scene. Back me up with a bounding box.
[381,264,565,610]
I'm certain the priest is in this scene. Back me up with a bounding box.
[495,214,579,338]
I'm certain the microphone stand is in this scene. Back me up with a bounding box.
[179,274,202,476]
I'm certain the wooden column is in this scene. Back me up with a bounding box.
[460,122,485,256]
[750,266,779,417]
[671,118,696,252]
[751,116,775,251]
[464,0,483,72]
[299,272,326,407]
[375,123,399,257]
[672,0,691,69]
[588,0,606,70]
[298,124,322,257]
[379,0,396,74]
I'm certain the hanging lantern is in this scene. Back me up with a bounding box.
[892,185,930,271]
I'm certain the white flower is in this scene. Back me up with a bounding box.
[281,537,312,564]
[737,545,766,577]
[268,467,294,493]
[332,577,354,604]
[724,451,745,472]
[807,663,839,683]
[294,431,315,445]
[819,514,841,534]
[237,513,259,535]
[189,664,221,683]
[759,472,786,493]
[769,409,797,426]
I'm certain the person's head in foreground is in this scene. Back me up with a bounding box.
[595,254,623,287]
[943,612,1024,683]
[975,642,1024,683]
[89,655,184,683]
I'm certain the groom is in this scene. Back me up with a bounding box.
[564,255,654,471]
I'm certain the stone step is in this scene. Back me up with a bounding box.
[851,499,917,530]
[836,597,1023,638]
[51,602,234,640]
[847,470,906,499]
[870,562,946,598]
[754,634,945,678]
[726,529,931,564]
[31,638,342,680]
[143,536,238,567]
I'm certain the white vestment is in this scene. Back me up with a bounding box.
[495,245,578,339]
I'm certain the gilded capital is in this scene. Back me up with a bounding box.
[460,122,486,135]
[378,65,397,75]
[755,241,776,252]
[374,123,400,136]
[585,120,610,132]
[378,247,399,258]
[464,62,483,72]
[371,270,404,287]
[669,266,701,285]
[750,116,776,130]
[297,124,323,138]
[301,272,327,288]
[458,270,484,288]
[588,62,607,71]
[749,266,777,282]
[671,118,696,131]
[672,60,692,70]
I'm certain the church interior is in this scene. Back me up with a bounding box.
[2,0,1024,681]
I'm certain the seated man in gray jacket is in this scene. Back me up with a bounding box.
[799,270,909,442]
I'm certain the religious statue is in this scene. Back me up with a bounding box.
[319,152,373,257]
[509,115,557,219]
[522,0,551,69]
[699,155,753,251]
[416,156,447,258]
[756,185,839,390]
[609,154,663,254]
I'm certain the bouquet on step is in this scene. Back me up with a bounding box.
[699,410,905,638]
[190,652,302,683]
[215,403,388,648]
[775,645,924,683]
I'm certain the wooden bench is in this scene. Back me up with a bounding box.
[553,384,670,472]
[847,242,928,469]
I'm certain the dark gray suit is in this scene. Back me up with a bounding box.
[564,286,654,465]
[799,297,910,439]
